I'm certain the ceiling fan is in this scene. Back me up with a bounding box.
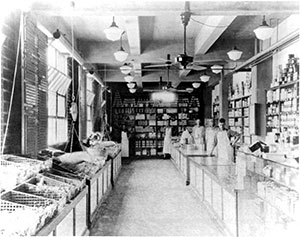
[143,67,192,93]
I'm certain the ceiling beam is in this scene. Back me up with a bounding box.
[124,16,141,55]
[31,1,299,16]
[194,16,236,55]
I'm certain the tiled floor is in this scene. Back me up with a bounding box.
[90,158,227,236]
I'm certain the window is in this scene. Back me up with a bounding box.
[47,45,70,145]
[86,77,95,136]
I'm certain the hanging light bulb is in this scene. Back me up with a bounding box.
[120,63,132,74]
[114,32,128,62]
[127,82,135,89]
[129,88,136,93]
[227,46,243,61]
[200,73,210,82]
[211,65,223,74]
[124,74,134,83]
[192,82,201,89]
[104,16,124,41]
[253,16,274,40]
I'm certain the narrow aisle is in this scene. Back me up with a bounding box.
[90,159,226,236]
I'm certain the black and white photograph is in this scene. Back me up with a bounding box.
[0,0,299,236]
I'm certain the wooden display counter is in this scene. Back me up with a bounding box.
[36,149,122,236]
[87,149,122,227]
[35,186,89,236]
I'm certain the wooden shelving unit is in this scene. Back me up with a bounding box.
[266,80,299,133]
[228,95,251,144]
[211,84,220,127]
[112,95,200,158]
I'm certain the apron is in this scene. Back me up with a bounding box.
[163,127,172,154]
[216,130,234,164]
[121,131,129,157]
[193,126,205,145]
[206,128,216,155]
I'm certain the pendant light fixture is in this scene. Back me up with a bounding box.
[253,16,273,40]
[186,88,193,93]
[127,82,135,89]
[192,82,201,89]
[104,16,124,41]
[227,31,243,61]
[120,63,132,74]
[200,73,210,82]
[124,74,134,83]
[114,32,128,62]
[211,65,223,74]
[227,46,243,61]
[129,88,136,93]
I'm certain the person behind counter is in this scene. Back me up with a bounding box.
[121,125,129,158]
[180,126,194,145]
[209,118,240,162]
[163,120,172,159]
[205,119,217,156]
[192,119,206,151]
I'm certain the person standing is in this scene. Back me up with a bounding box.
[192,119,205,151]
[180,126,194,145]
[121,125,129,158]
[209,118,240,162]
[163,120,172,159]
[205,119,217,156]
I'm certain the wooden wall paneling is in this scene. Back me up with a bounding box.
[23,15,38,155]
[0,11,22,154]
[37,29,48,151]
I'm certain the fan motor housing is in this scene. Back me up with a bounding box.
[176,54,193,68]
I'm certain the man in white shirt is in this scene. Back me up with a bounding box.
[180,126,194,145]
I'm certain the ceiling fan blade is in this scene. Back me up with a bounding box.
[143,89,160,92]
[144,64,168,68]
[186,65,207,71]
[179,69,191,78]
[193,59,227,65]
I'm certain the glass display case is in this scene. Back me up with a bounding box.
[170,144,299,237]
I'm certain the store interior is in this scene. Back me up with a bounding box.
[0,1,299,236]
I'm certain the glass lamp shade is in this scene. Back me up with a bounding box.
[211,65,223,74]
[192,82,201,89]
[120,64,132,74]
[124,74,134,83]
[127,82,135,89]
[129,88,136,93]
[227,46,243,61]
[104,20,124,41]
[114,48,128,62]
[186,88,194,93]
[200,74,210,82]
[253,25,273,40]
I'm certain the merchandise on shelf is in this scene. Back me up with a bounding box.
[112,93,200,157]
[266,54,299,151]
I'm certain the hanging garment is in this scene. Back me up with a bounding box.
[121,131,129,157]
[216,130,234,164]
[163,127,172,154]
